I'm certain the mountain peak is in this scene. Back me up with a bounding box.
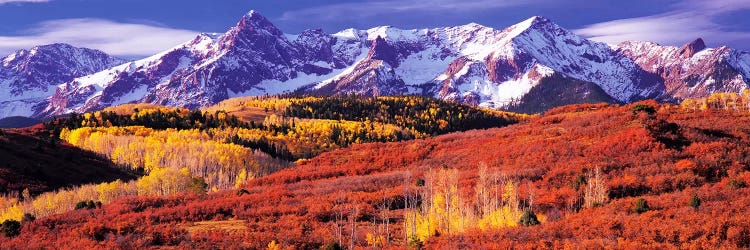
[504,15,559,37]
[32,43,113,55]
[239,10,267,25]
[528,15,552,24]
[12,11,750,121]
[28,43,87,56]
[333,28,360,40]
[3,43,118,69]
[243,10,269,22]
[519,16,554,28]
[235,10,282,36]
[678,38,707,57]
[36,43,77,49]
[4,43,73,61]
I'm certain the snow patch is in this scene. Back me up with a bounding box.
[503,16,539,39]
[230,51,367,97]
[366,26,420,41]
[460,42,499,61]
[314,50,369,89]
[70,64,129,89]
[284,33,299,41]
[311,61,333,68]
[0,98,44,118]
[0,86,55,102]
[333,28,360,40]
[448,64,554,109]
[454,61,473,79]
[111,84,150,106]
[1,53,17,66]
[190,33,220,56]
[395,46,457,86]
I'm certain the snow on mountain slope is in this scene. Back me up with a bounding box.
[308,26,480,95]
[408,16,662,108]
[7,10,749,118]
[45,35,220,115]
[499,17,663,102]
[42,11,369,117]
[616,38,750,99]
[0,44,124,118]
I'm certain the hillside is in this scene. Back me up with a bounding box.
[0,128,139,196]
[44,95,527,160]
[0,96,524,228]
[2,99,750,248]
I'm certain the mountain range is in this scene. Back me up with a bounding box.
[0,44,124,118]
[1,10,749,119]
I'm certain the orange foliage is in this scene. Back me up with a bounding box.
[4,102,750,249]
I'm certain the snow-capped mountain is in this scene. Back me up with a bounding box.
[0,44,125,118]
[42,11,370,117]
[3,10,750,118]
[616,38,750,100]
[324,16,663,109]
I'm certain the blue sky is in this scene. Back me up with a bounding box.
[0,0,748,58]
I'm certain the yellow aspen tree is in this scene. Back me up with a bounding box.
[475,163,491,217]
[0,204,24,222]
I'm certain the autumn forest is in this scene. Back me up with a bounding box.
[2,93,750,249]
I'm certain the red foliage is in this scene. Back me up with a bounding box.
[4,102,750,248]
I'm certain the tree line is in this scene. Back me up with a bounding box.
[282,95,528,136]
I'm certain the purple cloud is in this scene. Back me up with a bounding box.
[279,0,544,21]
[0,18,200,57]
[0,0,48,4]
[574,0,750,48]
